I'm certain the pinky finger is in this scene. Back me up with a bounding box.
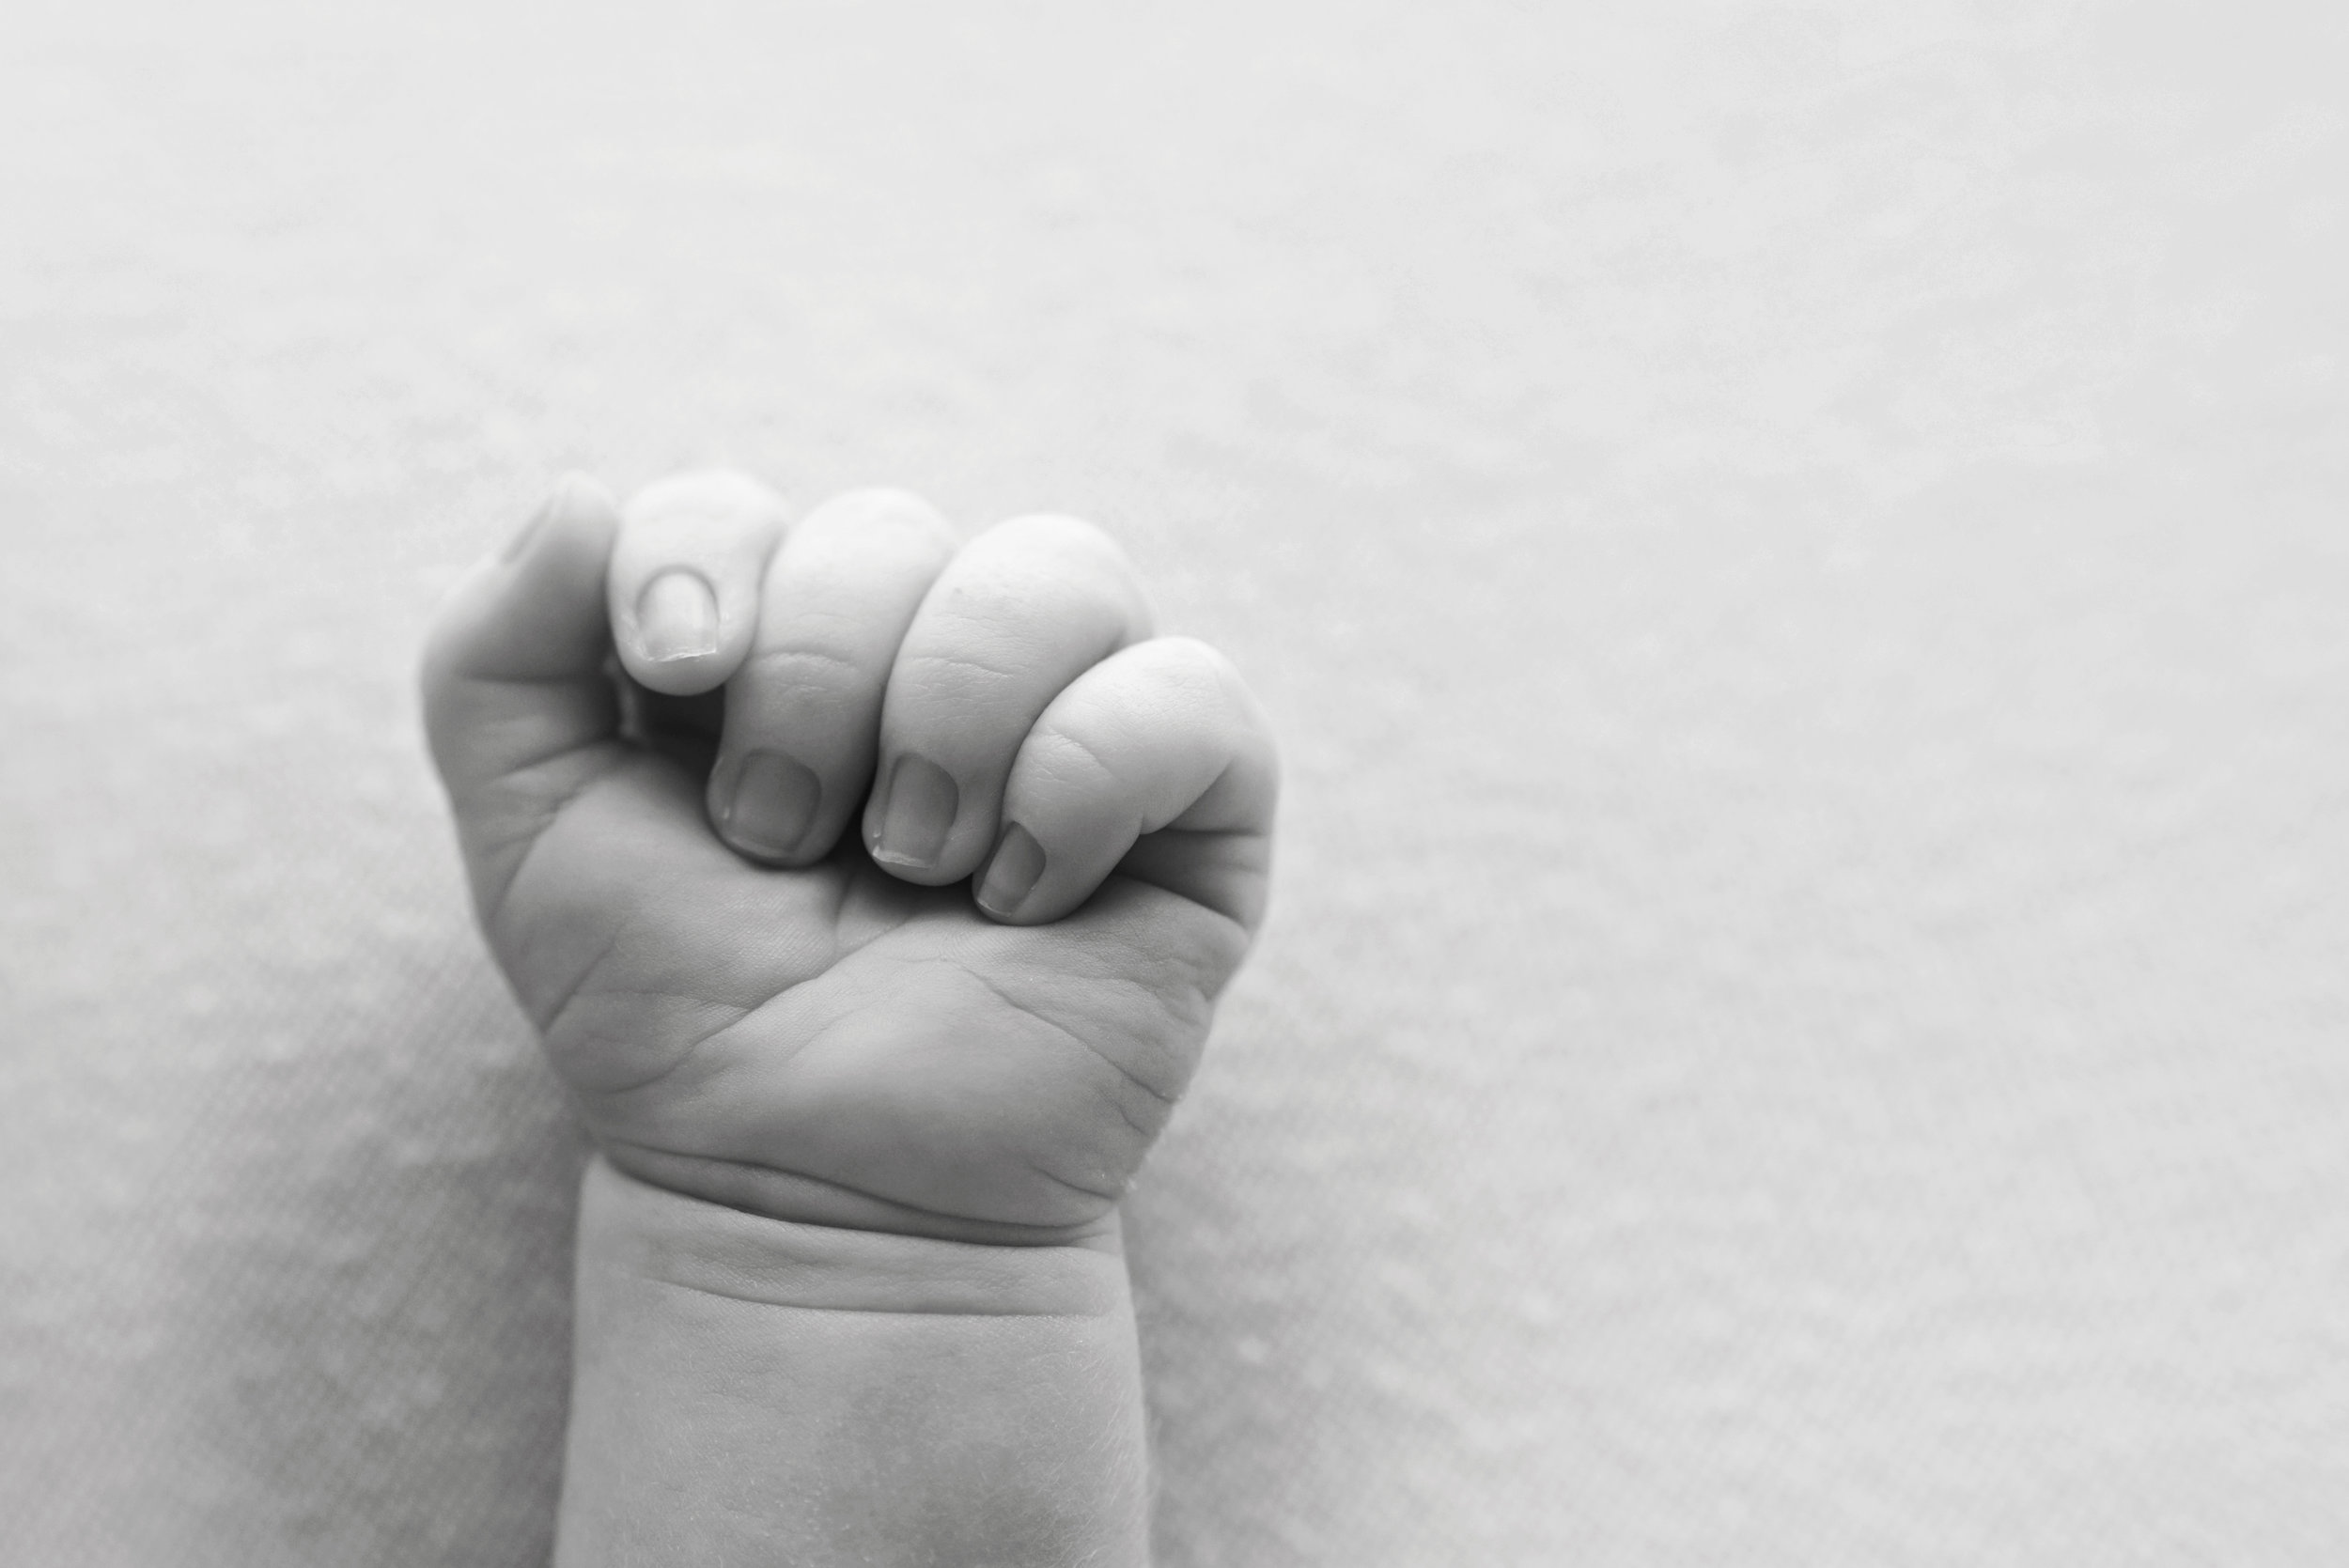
[976,637,1278,929]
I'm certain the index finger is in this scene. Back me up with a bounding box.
[607,469,791,697]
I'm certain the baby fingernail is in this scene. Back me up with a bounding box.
[724,751,820,862]
[636,570,718,662]
[976,823,1046,917]
[870,754,957,869]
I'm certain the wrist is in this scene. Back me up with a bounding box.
[577,1152,1132,1316]
[598,1136,1128,1253]
[560,1157,1153,1566]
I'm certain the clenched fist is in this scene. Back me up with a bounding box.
[421,472,1277,1245]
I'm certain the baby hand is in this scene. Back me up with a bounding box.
[421,473,1277,1244]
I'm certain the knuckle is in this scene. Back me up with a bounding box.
[808,487,953,541]
[983,511,1115,554]
[746,642,867,687]
[975,514,1143,588]
[898,644,1028,696]
[618,471,789,555]
[1029,724,1125,792]
[925,517,1152,642]
[626,468,778,518]
[1128,636,1238,717]
[1143,634,1227,684]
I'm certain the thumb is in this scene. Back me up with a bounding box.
[421,474,626,918]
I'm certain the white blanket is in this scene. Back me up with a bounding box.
[4,3,2343,1562]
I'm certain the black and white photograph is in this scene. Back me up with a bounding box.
[2,2,2341,1563]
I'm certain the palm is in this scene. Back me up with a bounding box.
[490,749,1246,1235]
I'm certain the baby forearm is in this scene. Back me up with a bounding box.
[554,1157,1152,1567]
[425,475,1270,1560]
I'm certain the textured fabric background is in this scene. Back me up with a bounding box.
[3,2,2343,1563]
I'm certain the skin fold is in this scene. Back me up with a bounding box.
[421,470,1278,1563]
